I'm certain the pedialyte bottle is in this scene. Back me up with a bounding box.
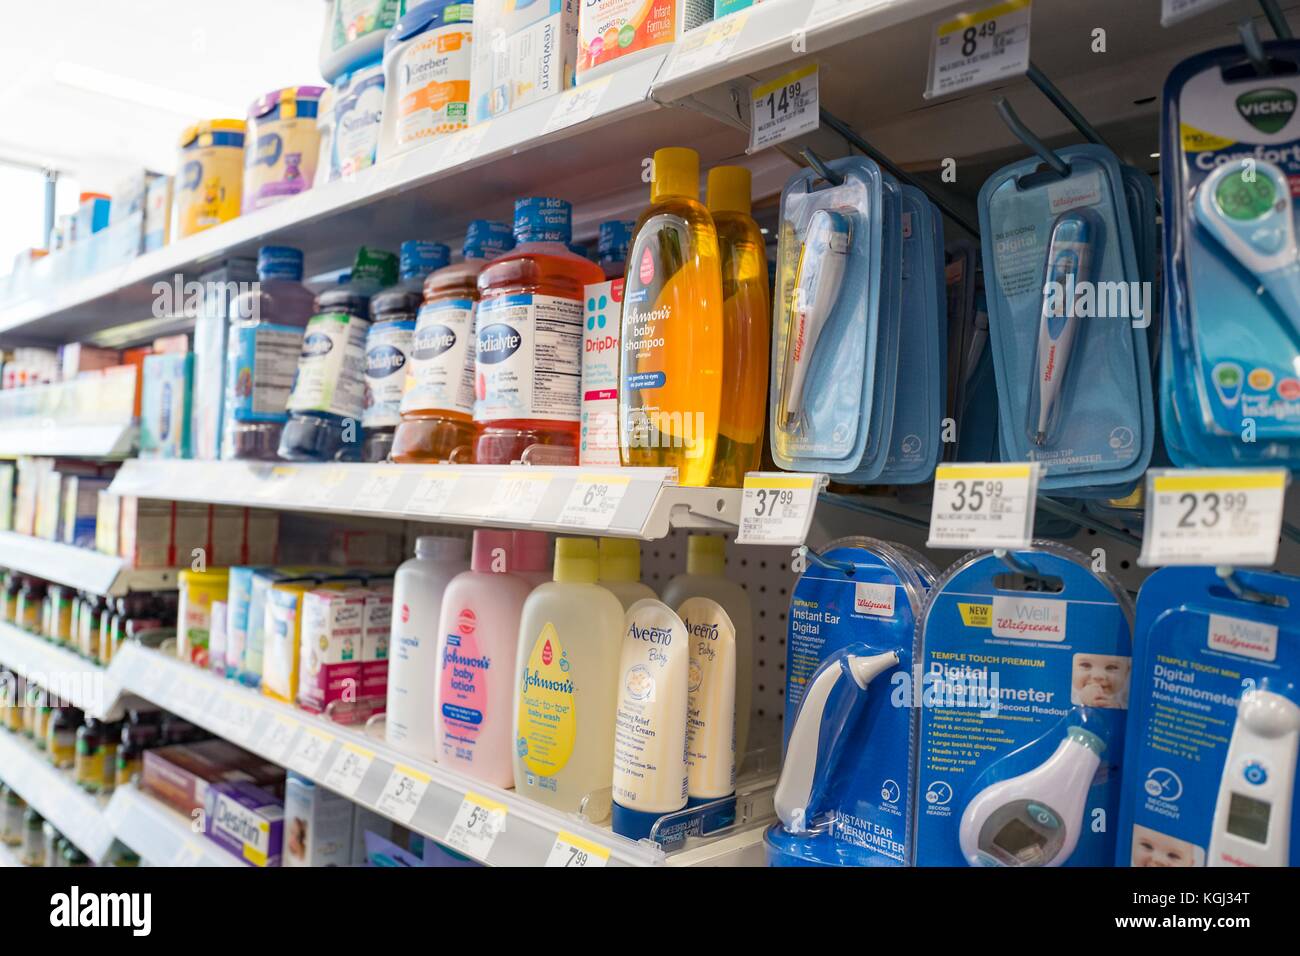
[619,147,724,486]
[392,220,515,463]
[279,288,373,460]
[512,537,624,813]
[475,198,604,465]
[362,240,450,461]
[707,166,770,487]
[387,535,469,760]
[433,530,531,786]
[678,595,736,809]
[225,246,315,460]
[611,598,689,839]
[661,534,753,763]
[597,537,657,610]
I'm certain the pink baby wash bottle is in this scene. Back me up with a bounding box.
[433,530,532,786]
[511,531,552,589]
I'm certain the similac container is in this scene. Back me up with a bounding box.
[386,535,470,760]
[576,0,710,85]
[707,165,770,487]
[362,241,452,462]
[378,1,475,162]
[433,530,531,785]
[279,288,372,461]
[661,534,752,762]
[619,147,724,486]
[474,198,603,464]
[316,85,338,186]
[512,537,624,813]
[331,56,386,179]
[597,537,656,609]
[174,120,246,238]
[512,531,551,588]
[391,220,514,463]
[320,0,404,83]
[611,598,690,838]
[226,247,315,461]
[243,86,326,212]
[177,568,231,669]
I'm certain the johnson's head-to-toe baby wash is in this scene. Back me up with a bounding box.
[379,1,474,161]
[597,536,656,609]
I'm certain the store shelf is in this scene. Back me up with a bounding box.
[110,642,770,867]
[0,730,114,862]
[0,622,118,718]
[0,422,137,459]
[109,460,742,540]
[0,531,177,596]
[104,785,245,867]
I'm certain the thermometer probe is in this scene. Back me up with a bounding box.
[1032,210,1095,447]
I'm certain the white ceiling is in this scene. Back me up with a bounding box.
[0,0,325,190]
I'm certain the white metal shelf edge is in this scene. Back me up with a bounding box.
[0,622,118,719]
[0,531,176,596]
[0,730,115,862]
[109,643,666,867]
[104,786,244,867]
[0,423,136,459]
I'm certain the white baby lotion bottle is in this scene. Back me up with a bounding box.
[678,595,736,810]
[662,535,753,763]
[598,537,657,610]
[433,530,531,787]
[611,598,690,839]
[386,534,469,760]
[513,537,625,814]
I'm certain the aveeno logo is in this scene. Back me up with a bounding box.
[628,622,674,644]
[682,617,719,640]
[1237,88,1297,134]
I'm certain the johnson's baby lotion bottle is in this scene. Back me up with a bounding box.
[433,530,531,786]
[386,535,469,760]
[513,537,624,813]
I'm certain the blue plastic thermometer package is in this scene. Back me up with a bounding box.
[770,156,884,474]
[979,144,1154,493]
[1162,40,1300,467]
[914,542,1133,867]
[1118,567,1300,868]
[765,538,930,866]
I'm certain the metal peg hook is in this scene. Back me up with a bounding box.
[1260,0,1293,41]
[1240,18,1273,77]
[796,544,858,575]
[994,97,1070,179]
[993,547,1038,576]
[1216,566,1286,607]
[800,147,845,187]
[1025,63,1112,151]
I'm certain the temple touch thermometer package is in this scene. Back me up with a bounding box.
[1118,567,1300,867]
[914,542,1133,867]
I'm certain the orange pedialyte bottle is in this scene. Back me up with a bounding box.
[619,147,724,486]
[391,220,515,463]
[707,165,770,487]
[474,199,603,464]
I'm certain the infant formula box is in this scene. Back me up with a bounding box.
[174,120,246,238]
[576,0,710,84]
[378,1,474,161]
[470,0,578,122]
[320,0,404,83]
[243,86,326,212]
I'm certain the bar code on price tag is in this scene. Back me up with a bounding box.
[484,473,549,522]
[926,0,1032,99]
[1140,469,1288,567]
[375,764,431,825]
[749,64,819,152]
[324,743,374,797]
[557,474,629,529]
[928,463,1040,549]
[545,830,611,867]
[737,473,823,545]
[445,792,507,862]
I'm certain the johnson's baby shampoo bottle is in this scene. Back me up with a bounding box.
[513,537,624,813]
[707,166,770,487]
[619,147,724,485]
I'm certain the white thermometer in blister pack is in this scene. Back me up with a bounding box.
[1195,159,1300,331]
[1208,688,1300,867]
[780,209,851,432]
[1032,211,1095,447]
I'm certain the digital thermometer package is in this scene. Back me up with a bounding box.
[770,156,886,474]
[914,542,1133,867]
[765,538,931,866]
[979,145,1153,493]
[1161,41,1300,466]
[1117,567,1300,867]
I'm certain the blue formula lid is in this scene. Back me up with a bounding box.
[386,0,474,52]
[257,246,304,281]
[598,220,635,261]
[464,219,513,260]
[513,198,572,245]
[399,240,451,279]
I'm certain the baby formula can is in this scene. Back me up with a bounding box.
[243,86,326,212]
[175,119,247,238]
[378,1,474,161]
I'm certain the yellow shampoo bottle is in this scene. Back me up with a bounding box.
[619,147,724,486]
[707,166,770,487]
